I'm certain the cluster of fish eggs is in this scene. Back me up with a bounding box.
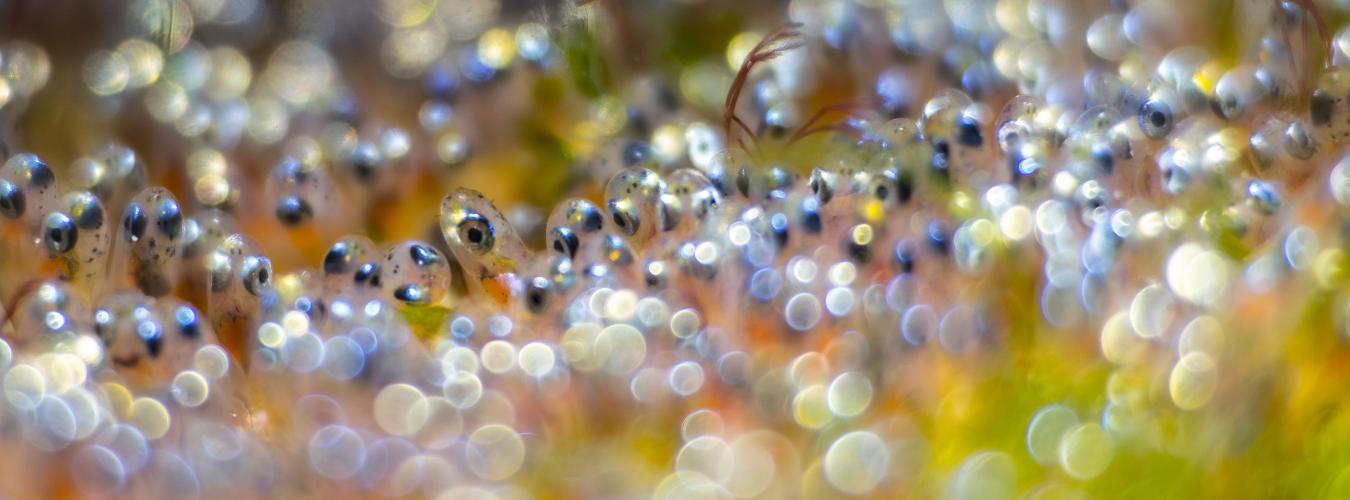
[2,0,1350,498]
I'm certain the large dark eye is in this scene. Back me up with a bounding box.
[927,221,950,254]
[275,195,313,226]
[884,167,914,204]
[608,201,640,236]
[525,276,550,313]
[1283,121,1317,160]
[241,256,271,296]
[324,241,355,275]
[622,141,653,167]
[349,143,382,183]
[354,262,381,288]
[42,213,77,254]
[393,284,429,304]
[894,238,917,273]
[73,195,104,230]
[868,176,891,203]
[1138,98,1174,139]
[658,194,681,232]
[93,308,114,342]
[845,224,873,263]
[456,212,494,254]
[800,197,823,234]
[26,157,55,188]
[174,305,201,339]
[575,202,604,233]
[809,168,835,204]
[209,254,231,293]
[957,113,983,147]
[549,227,579,258]
[736,166,751,197]
[643,260,668,289]
[122,203,147,241]
[0,180,24,219]
[409,244,441,268]
[1311,89,1334,126]
[930,141,951,179]
[137,319,163,358]
[769,212,789,247]
[767,167,793,194]
[1091,143,1115,174]
[156,199,183,238]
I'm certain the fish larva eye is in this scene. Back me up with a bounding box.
[457,212,495,254]
[550,227,579,258]
[42,213,77,254]
[156,199,183,238]
[0,180,23,219]
[1138,98,1174,139]
[608,200,640,237]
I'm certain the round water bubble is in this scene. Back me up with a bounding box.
[309,425,367,480]
[5,364,46,410]
[31,396,77,451]
[443,371,483,409]
[193,422,243,462]
[594,324,647,375]
[127,397,171,440]
[517,342,556,378]
[481,340,517,374]
[284,331,325,373]
[630,367,668,403]
[97,424,150,473]
[322,335,367,380]
[360,437,418,493]
[466,424,526,481]
[1100,311,1146,365]
[410,397,462,450]
[785,293,823,331]
[72,445,127,496]
[670,308,701,339]
[824,431,890,495]
[681,409,725,441]
[900,303,939,346]
[1169,352,1218,410]
[170,370,210,407]
[676,435,733,484]
[375,383,428,436]
[1026,404,1078,465]
[668,361,705,397]
[194,345,231,380]
[1058,423,1114,479]
[947,451,1016,500]
[793,385,833,429]
[827,371,873,418]
[1178,315,1225,357]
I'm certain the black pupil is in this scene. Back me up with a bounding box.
[467,227,483,244]
[257,268,269,284]
[324,246,349,274]
[1150,110,1166,127]
[158,202,183,237]
[145,334,162,357]
[613,213,626,228]
[0,182,24,218]
[124,205,147,239]
[553,240,564,253]
[49,226,69,248]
